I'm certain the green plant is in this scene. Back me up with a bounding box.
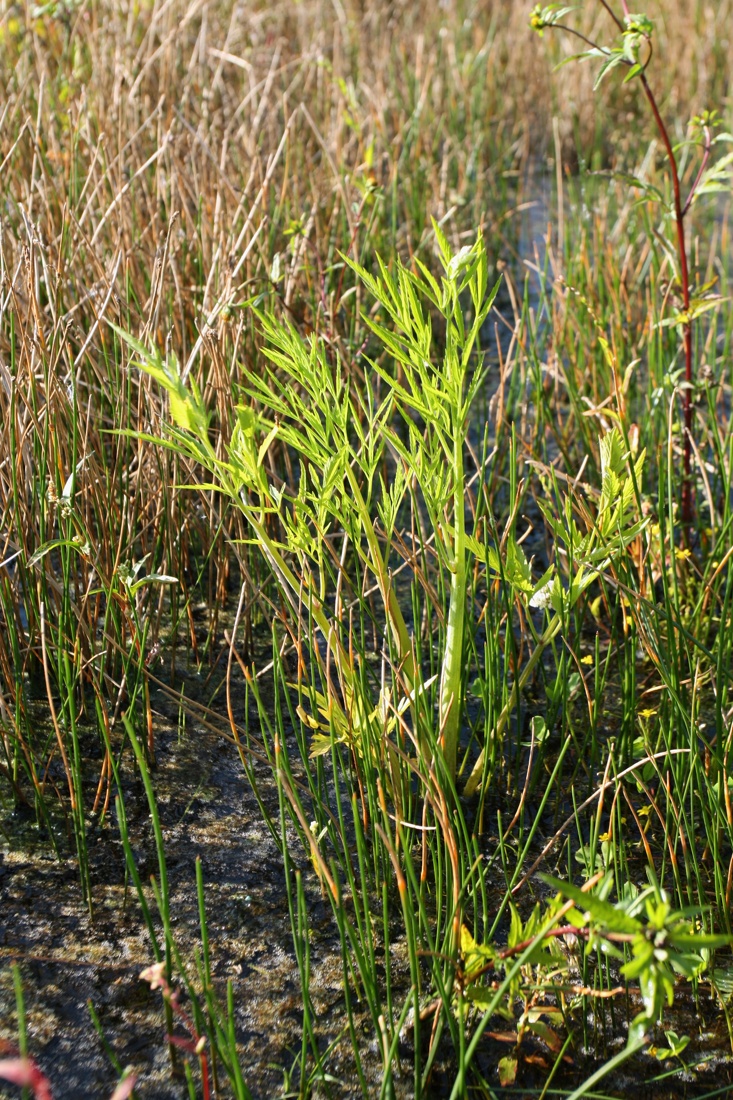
[114,715,253,1100]
[114,226,501,785]
[4,0,733,1095]
[458,902,569,1088]
[543,875,730,1046]
[119,218,721,1093]
[117,236,653,808]
[458,873,730,1094]
[531,1,731,527]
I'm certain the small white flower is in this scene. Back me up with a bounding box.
[529,580,554,610]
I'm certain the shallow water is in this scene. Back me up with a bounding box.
[0,674,301,1096]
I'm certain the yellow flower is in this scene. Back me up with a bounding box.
[530,6,546,33]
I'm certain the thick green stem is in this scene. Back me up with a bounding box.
[464,614,563,796]
[440,434,467,779]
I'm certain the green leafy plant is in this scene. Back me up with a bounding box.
[457,873,730,1092]
[458,903,568,1086]
[542,874,730,1048]
[531,1,732,526]
[117,237,647,803]
[111,209,729,1095]
[347,230,500,777]
[113,226,500,784]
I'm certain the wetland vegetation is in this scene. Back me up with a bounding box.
[3,0,733,1096]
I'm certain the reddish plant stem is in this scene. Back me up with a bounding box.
[463,925,637,985]
[497,924,636,960]
[553,4,697,523]
[636,69,694,527]
[552,24,605,52]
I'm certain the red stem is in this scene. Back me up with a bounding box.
[547,5,698,523]
[464,924,637,984]
[552,24,606,53]
[201,1052,211,1100]
[497,924,635,961]
[579,2,695,524]
[637,69,694,527]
